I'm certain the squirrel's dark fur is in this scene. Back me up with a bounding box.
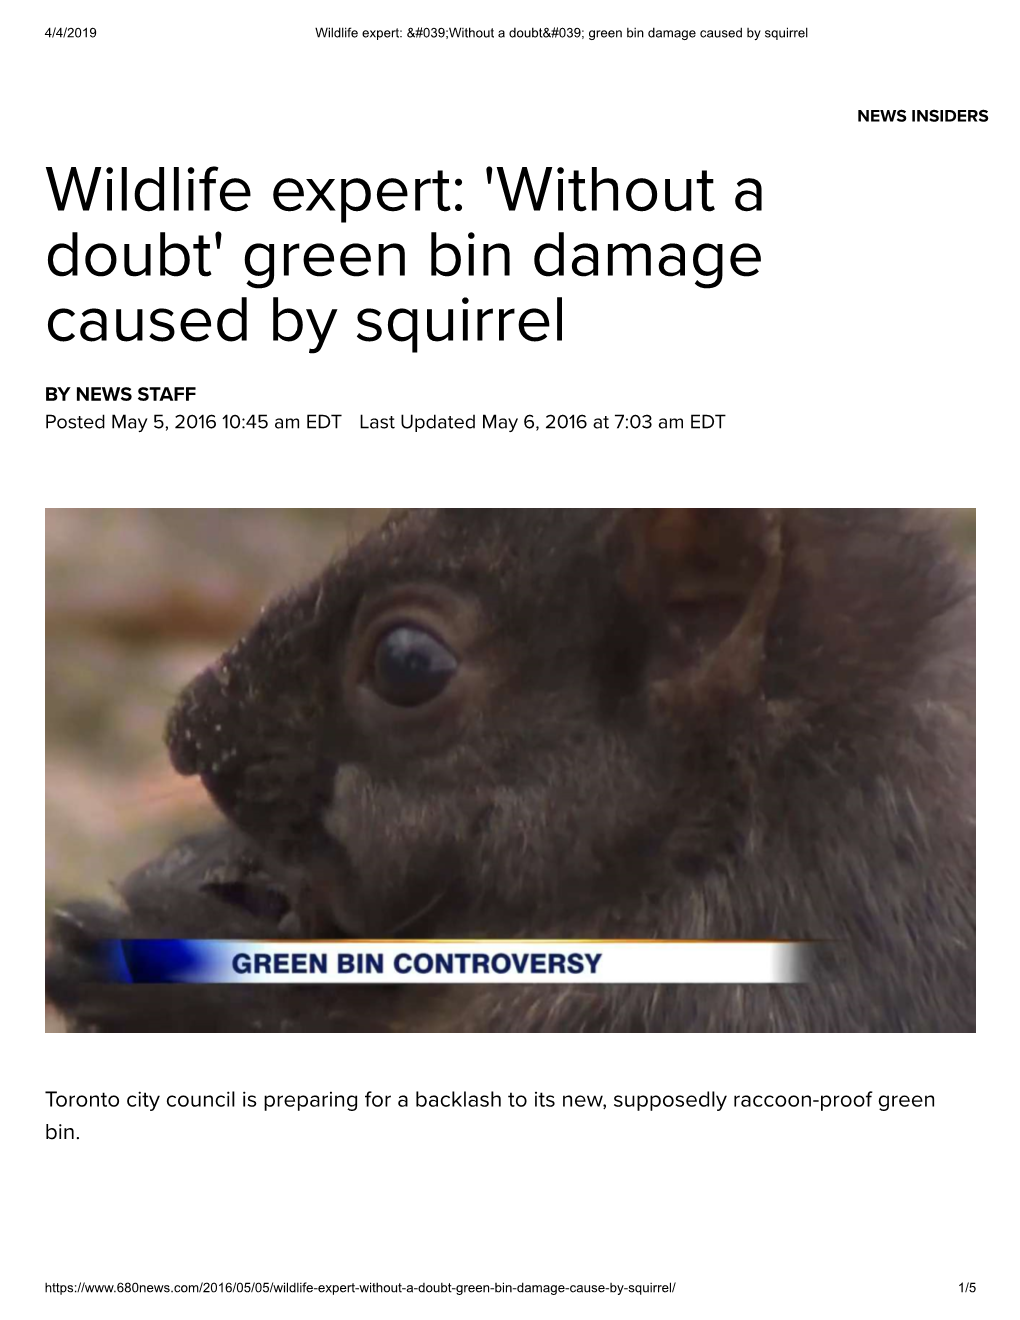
[48,509,976,1032]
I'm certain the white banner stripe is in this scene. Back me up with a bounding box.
[160,940,816,985]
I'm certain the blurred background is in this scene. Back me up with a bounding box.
[46,508,976,917]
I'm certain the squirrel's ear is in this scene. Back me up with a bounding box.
[614,509,784,698]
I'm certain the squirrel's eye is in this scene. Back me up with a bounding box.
[371,626,458,707]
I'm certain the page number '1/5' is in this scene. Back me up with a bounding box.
[959,1283,977,1294]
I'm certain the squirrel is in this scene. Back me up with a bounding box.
[47,509,975,1032]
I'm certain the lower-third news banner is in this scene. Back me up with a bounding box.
[92,941,816,985]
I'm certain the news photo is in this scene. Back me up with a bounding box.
[45,508,976,1033]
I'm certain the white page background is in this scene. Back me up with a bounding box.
[9,3,1014,1314]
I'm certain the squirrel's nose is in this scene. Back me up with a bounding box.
[166,711,201,776]
[165,666,233,779]
[166,682,249,824]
